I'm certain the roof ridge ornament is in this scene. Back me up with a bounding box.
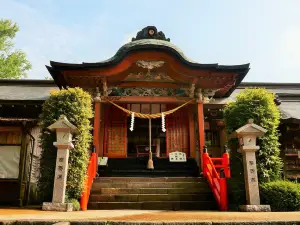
[131,26,170,42]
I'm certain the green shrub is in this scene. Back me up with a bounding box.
[38,88,93,201]
[260,181,300,211]
[224,88,283,182]
[66,198,81,211]
[227,146,247,208]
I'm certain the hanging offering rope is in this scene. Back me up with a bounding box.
[161,112,166,132]
[104,98,194,119]
[147,118,154,169]
[129,112,135,131]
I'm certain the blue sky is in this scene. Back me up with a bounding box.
[1,0,300,82]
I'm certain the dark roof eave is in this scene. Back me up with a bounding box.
[46,66,65,89]
[48,41,250,73]
[218,67,250,98]
[240,82,300,87]
[281,118,300,124]
[0,79,55,85]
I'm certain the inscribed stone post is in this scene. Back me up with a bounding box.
[232,119,271,212]
[42,115,78,212]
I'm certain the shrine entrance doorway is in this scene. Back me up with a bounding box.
[127,118,167,158]
[103,103,190,158]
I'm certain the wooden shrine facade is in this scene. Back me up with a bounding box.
[47,26,250,166]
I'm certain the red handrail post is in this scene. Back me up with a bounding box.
[202,147,230,211]
[219,168,228,211]
[202,153,209,178]
[222,152,230,178]
[80,152,97,211]
[219,177,228,211]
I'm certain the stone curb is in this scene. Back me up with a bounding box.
[1,221,300,225]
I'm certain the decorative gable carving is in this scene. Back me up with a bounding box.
[124,72,174,82]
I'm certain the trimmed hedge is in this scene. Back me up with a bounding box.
[260,181,300,211]
[224,88,283,182]
[38,88,93,201]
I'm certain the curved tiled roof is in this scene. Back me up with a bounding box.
[50,39,250,73]
[47,26,250,97]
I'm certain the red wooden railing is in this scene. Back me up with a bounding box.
[202,146,230,211]
[80,151,97,211]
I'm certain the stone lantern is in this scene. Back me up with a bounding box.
[42,115,78,212]
[232,119,271,212]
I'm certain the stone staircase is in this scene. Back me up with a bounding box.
[88,177,217,210]
[98,157,199,177]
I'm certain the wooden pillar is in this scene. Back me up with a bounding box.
[93,96,101,169]
[18,126,28,207]
[197,102,205,170]
[220,127,227,154]
[189,105,196,158]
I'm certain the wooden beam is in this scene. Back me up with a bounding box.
[0,126,22,132]
[197,102,205,170]
[104,96,196,104]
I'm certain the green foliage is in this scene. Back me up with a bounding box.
[38,88,93,201]
[260,181,300,211]
[0,19,31,79]
[224,88,283,182]
[44,76,53,80]
[66,198,81,211]
[227,143,247,208]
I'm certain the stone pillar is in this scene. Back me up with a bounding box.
[232,119,271,212]
[42,115,78,212]
[241,146,260,205]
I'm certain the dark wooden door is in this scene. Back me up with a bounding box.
[166,104,189,156]
[103,105,127,158]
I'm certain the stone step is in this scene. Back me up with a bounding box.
[100,166,198,171]
[89,193,214,202]
[91,182,208,189]
[91,187,211,195]
[94,177,204,183]
[98,169,199,177]
[88,201,217,210]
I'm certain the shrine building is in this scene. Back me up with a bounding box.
[46,26,249,165]
[1,26,300,210]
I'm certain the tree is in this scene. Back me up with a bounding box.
[0,19,31,79]
[224,88,283,182]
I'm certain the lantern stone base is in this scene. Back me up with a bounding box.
[42,202,73,212]
[239,205,271,212]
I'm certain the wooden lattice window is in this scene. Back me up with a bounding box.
[166,105,189,156]
[103,105,127,157]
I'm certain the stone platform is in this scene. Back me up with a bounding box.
[0,208,300,224]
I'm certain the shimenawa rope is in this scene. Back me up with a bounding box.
[104,98,193,119]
